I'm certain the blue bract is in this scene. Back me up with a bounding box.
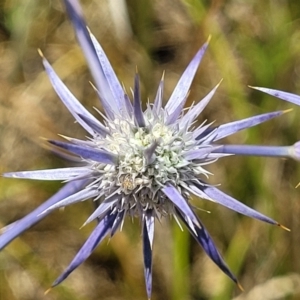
[1,0,297,298]
[251,86,300,106]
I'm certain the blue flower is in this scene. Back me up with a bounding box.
[1,0,296,298]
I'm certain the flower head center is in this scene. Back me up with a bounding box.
[92,112,209,215]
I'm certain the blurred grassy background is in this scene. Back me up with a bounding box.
[0,0,300,299]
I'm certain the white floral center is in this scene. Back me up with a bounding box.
[91,111,210,214]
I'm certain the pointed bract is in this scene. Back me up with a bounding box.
[3,167,90,181]
[165,40,209,114]
[143,210,155,299]
[176,209,238,285]
[207,110,285,141]
[111,210,126,237]
[124,93,134,116]
[153,77,164,113]
[41,55,99,136]
[201,184,280,226]
[180,81,221,128]
[0,180,88,250]
[77,113,109,136]
[133,73,146,127]
[213,144,291,159]
[183,146,218,160]
[165,94,188,125]
[162,184,200,228]
[89,32,125,111]
[251,86,300,106]
[52,212,116,287]
[82,193,121,226]
[43,187,99,213]
[48,140,118,165]
[63,0,119,116]
[144,141,158,165]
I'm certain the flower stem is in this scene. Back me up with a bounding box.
[172,220,190,300]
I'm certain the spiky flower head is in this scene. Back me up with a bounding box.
[1,0,298,298]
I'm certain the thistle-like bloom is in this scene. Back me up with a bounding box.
[1,0,298,298]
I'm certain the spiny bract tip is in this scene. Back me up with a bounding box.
[282,108,293,114]
[278,223,291,232]
[206,35,212,44]
[37,48,44,57]
[58,134,72,141]
[248,85,260,90]
[237,281,244,292]
[89,81,97,90]
[44,287,52,295]
[217,78,223,86]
